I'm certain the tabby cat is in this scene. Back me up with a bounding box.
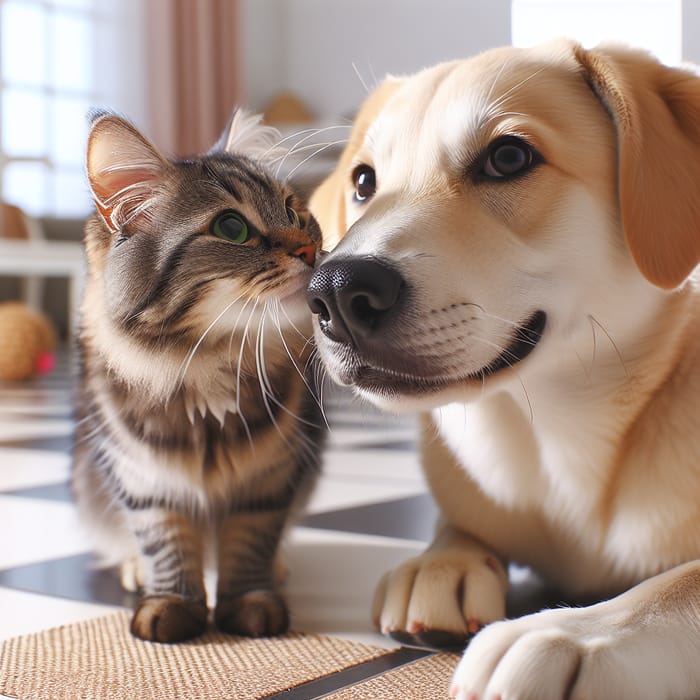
[72,110,324,643]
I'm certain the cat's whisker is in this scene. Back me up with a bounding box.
[256,304,323,439]
[176,293,246,390]
[234,298,259,450]
[266,139,348,166]
[261,124,349,161]
[300,335,316,359]
[270,301,329,428]
[236,299,259,446]
[254,303,284,438]
[283,139,350,184]
[224,322,254,448]
[227,295,255,373]
[305,346,329,418]
[274,126,351,179]
[277,301,313,342]
[303,344,318,375]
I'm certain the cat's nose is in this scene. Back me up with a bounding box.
[306,256,404,345]
[291,244,316,267]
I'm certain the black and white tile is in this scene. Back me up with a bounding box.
[0,350,435,668]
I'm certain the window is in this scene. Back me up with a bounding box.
[0,0,148,218]
[511,0,682,65]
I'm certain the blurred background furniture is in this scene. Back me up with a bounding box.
[0,203,84,341]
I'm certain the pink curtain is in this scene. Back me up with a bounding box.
[146,0,241,156]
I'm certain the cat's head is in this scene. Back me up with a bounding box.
[84,110,322,343]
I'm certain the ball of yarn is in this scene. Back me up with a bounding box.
[0,302,57,381]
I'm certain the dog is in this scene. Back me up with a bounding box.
[305,39,700,699]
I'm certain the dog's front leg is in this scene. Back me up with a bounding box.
[450,560,700,700]
[372,521,508,648]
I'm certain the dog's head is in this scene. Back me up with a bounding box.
[307,41,700,411]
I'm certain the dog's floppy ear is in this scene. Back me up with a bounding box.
[310,79,403,250]
[575,44,700,289]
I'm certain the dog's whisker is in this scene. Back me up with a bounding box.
[475,65,548,136]
[351,61,371,94]
[472,335,534,420]
[367,60,379,90]
[571,344,592,383]
[487,65,548,114]
[516,373,534,423]
[588,314,629,377]
[479,110,530,130]
[483,56,512,113]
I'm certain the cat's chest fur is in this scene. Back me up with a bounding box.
[82,321,307,505]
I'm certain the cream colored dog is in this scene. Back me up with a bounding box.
[306,40,700,699]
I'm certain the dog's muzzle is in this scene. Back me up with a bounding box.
[306,256,405,347]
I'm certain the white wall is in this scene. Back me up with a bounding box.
[239,0,287,116]
[241,0,512,119]
[94,0,151,132]
[512,0,682,65]
[240,0,700,119]
[683,0,700,65]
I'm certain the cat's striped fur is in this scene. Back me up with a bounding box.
[72,111,324,643]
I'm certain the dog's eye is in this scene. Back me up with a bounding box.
[482,137,536,179]
[352,165,376,203]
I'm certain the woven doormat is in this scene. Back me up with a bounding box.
[0,611,459,700]
[325,653,460,699]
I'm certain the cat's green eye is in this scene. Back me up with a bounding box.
[286,205,300,228]
[211,211,249,244]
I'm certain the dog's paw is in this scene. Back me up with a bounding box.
[215,590,289,637]
[130,594,208,643]
[449,604,686,700]
[373,547,507,649]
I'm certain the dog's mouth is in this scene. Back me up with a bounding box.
[349,310,547,397]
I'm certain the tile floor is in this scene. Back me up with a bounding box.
[0,349,441,698]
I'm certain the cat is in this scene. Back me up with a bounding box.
[72,110,325,643]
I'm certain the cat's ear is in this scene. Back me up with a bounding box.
[86,113,168,233]
[209,109,282,161]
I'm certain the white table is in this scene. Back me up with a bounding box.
[0,238,85,338]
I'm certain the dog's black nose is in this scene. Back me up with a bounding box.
[306,257,404,345]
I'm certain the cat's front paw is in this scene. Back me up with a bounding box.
[215,590,289,637]
[130,594,208,643]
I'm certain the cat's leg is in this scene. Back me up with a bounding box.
[128,508,208,643]
[214,509,290,637]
